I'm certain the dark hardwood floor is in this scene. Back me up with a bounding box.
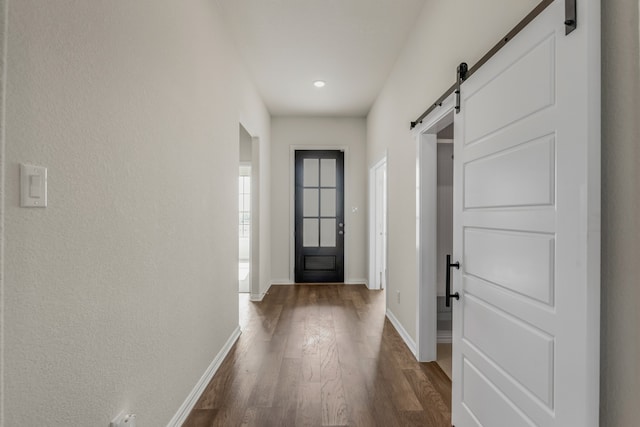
[183,285,451,427]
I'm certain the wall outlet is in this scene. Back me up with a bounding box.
[110,413,136,427]
[396,290,400,303]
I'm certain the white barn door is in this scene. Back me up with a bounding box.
[451,1,600,426]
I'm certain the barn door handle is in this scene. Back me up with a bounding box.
[446,254,460,307]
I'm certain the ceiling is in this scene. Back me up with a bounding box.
[215,0,428,117]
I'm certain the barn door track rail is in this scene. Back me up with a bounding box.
[410,0,575,129]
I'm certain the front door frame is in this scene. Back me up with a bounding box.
[289,145,350,283]
[413,93,456,362]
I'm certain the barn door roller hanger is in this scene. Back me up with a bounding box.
[454,62,468,114]
[565,0,577,35]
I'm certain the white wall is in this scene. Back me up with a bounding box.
[0,0,6,423]
[271,117,367,284]
[600,0,640,424]
[2,1,270,425]
[366,0,538,341]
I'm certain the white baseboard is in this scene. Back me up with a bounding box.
[437,329,452,343]
[270,279,292,285]
[250,292,265,302]
[366,280,381,290]
[345,278,368,286]
[385,309,417,358]
[269,280,369,286]
[250,283,273,301]
[167,326,241,427]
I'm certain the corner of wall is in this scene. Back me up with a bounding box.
[385,308,417,359]
[166,326,241,427]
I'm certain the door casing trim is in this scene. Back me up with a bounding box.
[368,155,387,290]
[412,93,456,362]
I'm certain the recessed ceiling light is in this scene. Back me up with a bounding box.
[313,80,326,88]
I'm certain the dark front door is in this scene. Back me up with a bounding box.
[295,150,344,283]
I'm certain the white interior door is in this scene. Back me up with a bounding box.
[375,162,387,289]
[451,1,600,426]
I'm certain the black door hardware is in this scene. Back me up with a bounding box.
[446,254,460,307]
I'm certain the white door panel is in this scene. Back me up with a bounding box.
[464,135,555,209]
[464,228,555,304]
[452,1,600,426]
[462,210,556,234]
[463,295,554,406]
[463,274,558,334]
[463,34,556,146]
[460,358,537,427]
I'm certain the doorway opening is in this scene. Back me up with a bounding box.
[238,165,251,293]
[238,124,252,294]
[435,126,453,379]
[369,157,387,290]
[415,96,455,366]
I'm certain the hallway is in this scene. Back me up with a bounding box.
[183,285,451,426]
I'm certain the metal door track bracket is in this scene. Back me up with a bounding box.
[455,62,468,114]
[565,0,577,35]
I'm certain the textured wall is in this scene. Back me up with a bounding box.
[3,0,270,425]
[600,0,640,424]
[270,117,367,284]
[0,0,6,424]
[366,0,538,340]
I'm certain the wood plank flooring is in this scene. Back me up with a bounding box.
[183,285,451,427]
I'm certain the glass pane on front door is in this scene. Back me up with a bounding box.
[320,218,336,247]
[320,189,336,217]
[304,159,319,186]
[320,159,336,187]
[303,218,319,247]
[303,189,319,216]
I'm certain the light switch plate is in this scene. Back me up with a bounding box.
[20,163,47,208]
